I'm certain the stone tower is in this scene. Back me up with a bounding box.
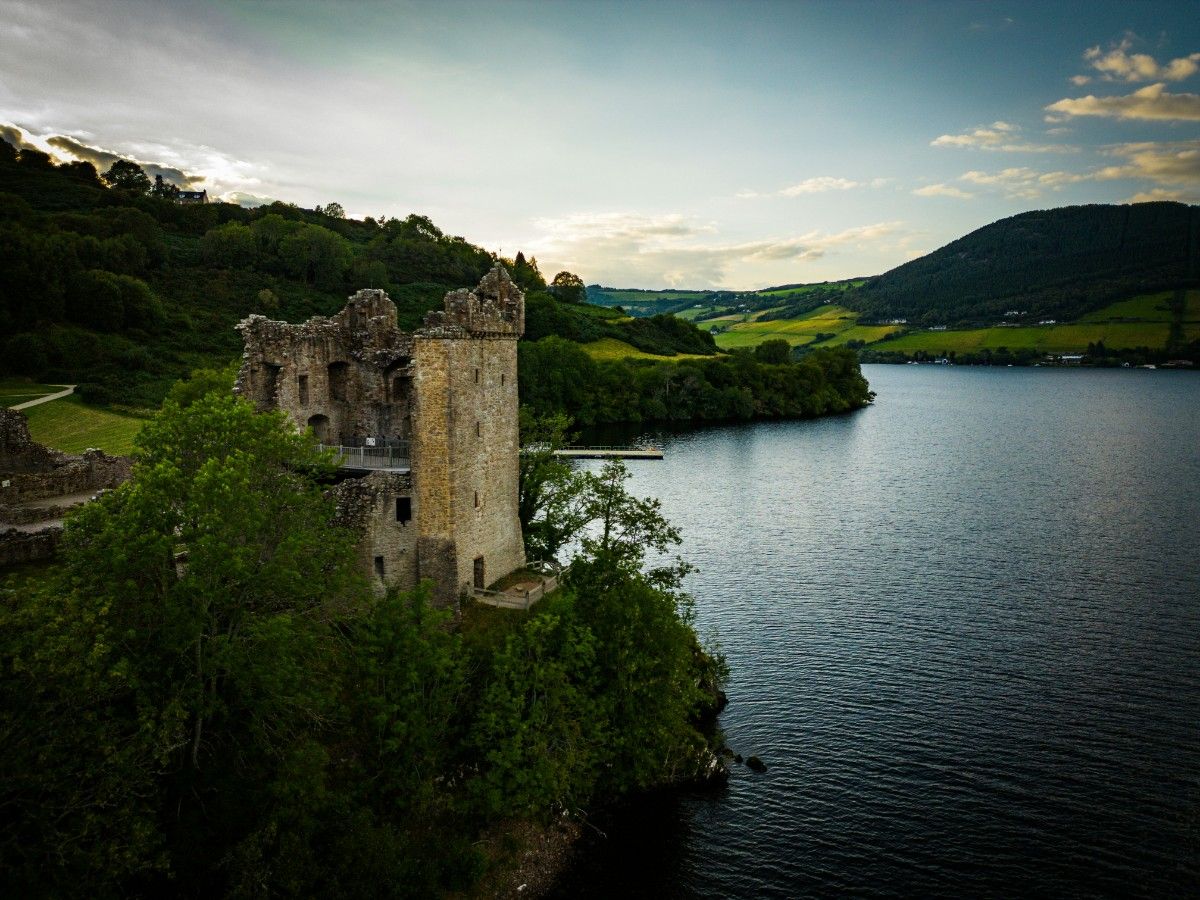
[235,266,526,606]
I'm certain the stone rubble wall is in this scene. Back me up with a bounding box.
[1,449,132,505]
[0,409,132,567]
[0,526,61,567]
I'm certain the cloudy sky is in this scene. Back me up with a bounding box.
[2,0,1198,288]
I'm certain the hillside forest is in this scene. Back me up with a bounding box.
[0,138,873,424]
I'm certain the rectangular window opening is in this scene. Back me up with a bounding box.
[501,373,505,386]
[297,374,309,406]
[475,420,481,437]
[474,490,479,508]
[474,367,480,384]
[395,496,412,523]
[374,555,385,577]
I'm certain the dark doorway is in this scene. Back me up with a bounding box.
[473,556,485,590]
[307,414,330,443]
[396,496,412,523]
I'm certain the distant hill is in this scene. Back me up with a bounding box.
[844,203,1200,326]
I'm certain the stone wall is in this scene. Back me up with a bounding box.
[0,526,61,568]
[0,409,132,566]
[0,449,131,506]
[330,471,419,595]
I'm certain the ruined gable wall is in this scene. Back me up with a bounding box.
[235,290,414,445]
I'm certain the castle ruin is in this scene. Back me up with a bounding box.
[234,266,526,606]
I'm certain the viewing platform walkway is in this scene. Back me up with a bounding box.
[318,443,410,472]
[553,445,663,460]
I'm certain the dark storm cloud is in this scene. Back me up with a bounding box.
[46,135,204,186]
[0,123,38,150]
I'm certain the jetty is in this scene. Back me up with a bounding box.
[553,445,663,460]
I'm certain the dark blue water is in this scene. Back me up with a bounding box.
[553,365,1200,898]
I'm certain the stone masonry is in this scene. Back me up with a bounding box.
[235,266,527,606]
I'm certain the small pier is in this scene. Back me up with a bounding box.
[553,445,663,460]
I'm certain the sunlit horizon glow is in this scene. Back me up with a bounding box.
[2,0,1197,289]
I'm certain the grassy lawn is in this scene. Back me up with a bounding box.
[22,396,148,455]
[581,338,719,362]
[0,378,68,408]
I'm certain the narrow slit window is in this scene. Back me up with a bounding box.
[474,490,479,508]
[474,367,480,384]
[501,373,505,386]
[476,421,481,437]
[374,556,385,577]
[395,496,411,523]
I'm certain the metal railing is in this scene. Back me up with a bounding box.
[319,443,410,470]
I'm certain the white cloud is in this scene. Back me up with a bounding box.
[1123,187,1200,203]
[931,121,1076,153]
[1095,142,1200,187]
[779,176,860,196]
[912,183,973,200]
[959,167,1088,199]
[1082,39,1200,83]
[1046,82,1200,121]
[1070,75,1092,86]
[736,175,887,200]
[527,212,902,287]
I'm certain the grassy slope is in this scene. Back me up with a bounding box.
[580,337,721,362]
[702,290,1198,355]
[708,304,900,349]
[22,395,146,455]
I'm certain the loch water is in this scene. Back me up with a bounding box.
[551,365,1200,898]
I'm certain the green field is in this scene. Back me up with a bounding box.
[1,378,68,408]
[22,396,147,455]
[581,338,719,362]
[1077,291,1175,323]
[699,291,1194,355]
[708,304,897,349]
[881,322,1171,354]
[755,279,866,298]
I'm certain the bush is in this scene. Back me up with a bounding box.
[76,381,113,405]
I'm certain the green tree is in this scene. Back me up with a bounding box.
[517,408,591,562]
[549,270,587,304]
[0,394,362,891]
[102,159,152,194]
[317,202,346,219]
[754,338,792,364]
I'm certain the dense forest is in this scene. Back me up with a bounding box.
[0,139,873,425]
[0,387,727,896]
[843,203,1200,326]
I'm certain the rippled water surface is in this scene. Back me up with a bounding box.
[552,365,1200,898]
